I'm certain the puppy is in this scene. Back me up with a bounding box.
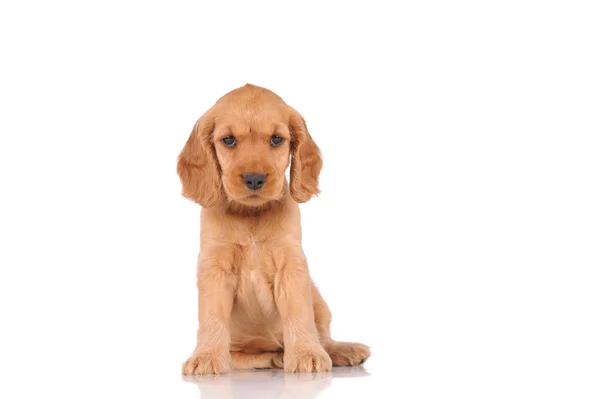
[178,84,370,375]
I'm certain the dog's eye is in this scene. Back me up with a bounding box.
[270,135,284,147]
[222,136,236,147]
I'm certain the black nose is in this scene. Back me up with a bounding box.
[243,174,266,191]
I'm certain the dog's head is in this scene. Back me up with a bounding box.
[177,84,322,208]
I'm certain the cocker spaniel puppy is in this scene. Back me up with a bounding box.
[178,84,370,375]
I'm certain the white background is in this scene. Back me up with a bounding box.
[1,1,599,398]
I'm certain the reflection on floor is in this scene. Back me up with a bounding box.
[183,366,370,399]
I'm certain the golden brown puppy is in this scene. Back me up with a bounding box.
[178,84,370,375]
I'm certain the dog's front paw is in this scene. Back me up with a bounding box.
[182,351,231,375]
[284,345,332,373]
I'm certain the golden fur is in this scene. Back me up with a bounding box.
[178,84,370,375]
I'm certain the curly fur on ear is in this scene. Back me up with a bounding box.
[177,113,222,207]
[289,108,323,203]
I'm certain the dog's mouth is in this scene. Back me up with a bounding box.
[232,192,283,207]
[222,177,285,206]
[228,193,267,205]
[242,194,270,204]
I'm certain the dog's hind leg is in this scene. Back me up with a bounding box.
[312,283,371,367]
[230,351,284,370]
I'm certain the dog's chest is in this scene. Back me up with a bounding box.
[234,238,277,316]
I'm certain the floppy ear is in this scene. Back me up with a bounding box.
[176,113,222,207]
[288,108,323,203]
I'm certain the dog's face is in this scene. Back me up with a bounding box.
[177,84,323,208]
[211,92,293,206]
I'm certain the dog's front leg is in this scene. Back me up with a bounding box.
[275,247,332,373]
[182,247,236,375]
